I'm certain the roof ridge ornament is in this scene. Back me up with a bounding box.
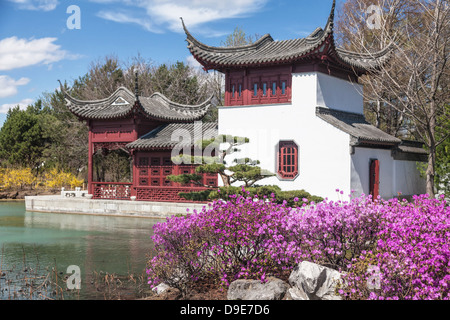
[323,0,336,34]
[330,0,336,23]
[134,71,139,102]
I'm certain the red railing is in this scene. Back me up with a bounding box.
[135,186,210,202]
[93,182,132,200]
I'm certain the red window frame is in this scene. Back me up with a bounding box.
[277,141,299,179]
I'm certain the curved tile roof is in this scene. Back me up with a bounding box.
[183,0,392,73]
[139,93,213,122]
[316,107,401,146]
[59,82,212,122]
[126,122,218,150]
[335,45,394,70]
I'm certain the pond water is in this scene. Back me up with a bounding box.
[0,201,162,300]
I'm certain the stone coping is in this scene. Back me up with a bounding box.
[25,195,209,219]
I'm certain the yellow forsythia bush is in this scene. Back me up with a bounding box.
[0,167,36,190]
[43,168,84,190]
[0,167,84,191]
[0,168,5,190]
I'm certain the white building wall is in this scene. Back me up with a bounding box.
[316,73,364,114]
[393,160,427,197]
[351,147,426,198]
[218,71,427,200]
[218,72,353,201]
[351,147,394,199]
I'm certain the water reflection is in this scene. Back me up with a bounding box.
[0,201,163,299]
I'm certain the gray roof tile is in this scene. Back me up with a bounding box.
[397,140,428,155]
[316,107,401,146]
[182,0,392,72]
[60,83,212,122]
[126,122,218,150]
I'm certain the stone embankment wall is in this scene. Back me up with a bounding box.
[25,195,207,218]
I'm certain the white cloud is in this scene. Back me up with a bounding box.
[97,10,162,33]
[0,75,30,98]
[0,36,70,71]
[93,0,268,35]
[186,55,202,70]
[7,0,59,11]
[0,98,34,114]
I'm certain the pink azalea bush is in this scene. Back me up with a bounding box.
[146,192,297,295]
[279,193,384,270]
[339,195,450,300]
[146,190,450,299]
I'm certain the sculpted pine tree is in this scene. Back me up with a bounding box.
[168,135,274,192]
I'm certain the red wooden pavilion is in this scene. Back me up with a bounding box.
[60,79,218,202]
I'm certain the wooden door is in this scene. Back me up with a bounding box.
[369,159,380,199]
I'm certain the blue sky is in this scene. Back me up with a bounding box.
[0,0,340,127]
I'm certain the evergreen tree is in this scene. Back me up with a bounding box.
[0,101,56,169]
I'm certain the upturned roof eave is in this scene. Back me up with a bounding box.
[183,0,392,73]
[59,81,213,122]
[182,0,336,70]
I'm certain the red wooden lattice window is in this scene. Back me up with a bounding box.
[277,141,298,179]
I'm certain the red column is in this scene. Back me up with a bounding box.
[88,122,94,195]
[131,150,137,197]
[130,117,138,197]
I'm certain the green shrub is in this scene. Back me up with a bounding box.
[178,185,323,206]
[208,185,282,200]
[177,189,213,202]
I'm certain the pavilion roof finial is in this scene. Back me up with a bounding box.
[134,71,139,102]
[330,0,336,19]
[180,17,189,35]
[324,0,336,32]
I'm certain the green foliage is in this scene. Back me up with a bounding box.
[177,190,214,202]
[167,173,203,186]
[93,149,131,183]
[227,162,275,187]
[416,104,450,197]
[178,185,323,206]
[0,102,57,168]
[195,163,226,174]
[208,185,281,200]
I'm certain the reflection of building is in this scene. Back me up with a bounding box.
[60,79,218,202]
[183,0,426,200]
